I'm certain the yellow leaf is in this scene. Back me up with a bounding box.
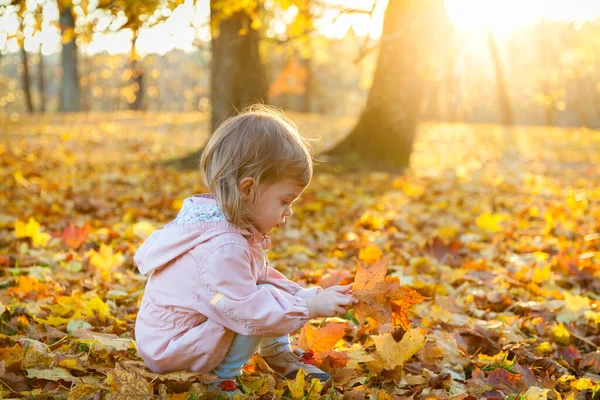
[306,378,323,399]
[476,211,506,233]
[572,378,595,390]
[584,310,600,324]
[14,217,51,247]
[0,343,25,367]
[523,386,550,400]
[550,323,570,345]
[535,342,553,355]
[88,244,124,281]
[438,224,458,239]
[12,170,30,187]
[359,245,382,264]
[286,368,306,399]
[240,376,266,395]
[34,294,116,326]
[557,292,590,323]
[357,212,385,230]
[532,264,551,284]
[34,315,72,326]
[373,329,425,370]
[87,296,110,320]
[68,384,100,400]
[564,292,590,313]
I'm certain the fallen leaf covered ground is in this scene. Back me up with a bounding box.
[1,112,600,399]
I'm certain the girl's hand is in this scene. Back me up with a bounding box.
[306,285,358,319]
[322,284,353,295]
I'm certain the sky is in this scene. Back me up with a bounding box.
[1,0,599,56]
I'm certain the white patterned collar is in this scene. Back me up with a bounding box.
[166,197,227,226]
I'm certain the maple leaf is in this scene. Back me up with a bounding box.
[34,294,116,326]
[105,366,152,400]
[352,260,425,327]
[373,329,425,370]
[7,275,64,300]
[486,368,526,395]
[14,217,52,247]
[0,343,25,370]
[287,369,306,400]
[87,244,124,281]
[476,211,507,234]
[297,323,346,358]
[61,223,91,250]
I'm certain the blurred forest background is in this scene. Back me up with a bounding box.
[1,0,599,128]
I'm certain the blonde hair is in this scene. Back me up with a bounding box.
[200,105,313,232]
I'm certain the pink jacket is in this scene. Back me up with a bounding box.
[134,194,320,373]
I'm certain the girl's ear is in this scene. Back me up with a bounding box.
[238,177,256,202]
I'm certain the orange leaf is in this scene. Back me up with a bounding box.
[352,260,425,327]
[0,344,24,370]
[7,275,63,300]
[61,223,91,250]
[297,323,346,358]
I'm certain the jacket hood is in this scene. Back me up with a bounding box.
[134,194,270,276]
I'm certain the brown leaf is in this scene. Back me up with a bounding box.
[581,352,600,373]
[423,236,462,266]
[486,369,526,395]
[105,365,153,399]
[510,346,569,378]
[454,329,499,356]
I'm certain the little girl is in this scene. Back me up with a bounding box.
[134,105,356,386]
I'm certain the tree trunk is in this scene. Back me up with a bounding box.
[59,6,81,112]
[20,45,34,113]
[210,5,267,131]
[38,46,45,113]
[129,31,143,111]
[487,31,514,125]
[323,0,450,172]
[168,3,267,169]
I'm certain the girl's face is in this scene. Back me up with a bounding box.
[240,178,306,234]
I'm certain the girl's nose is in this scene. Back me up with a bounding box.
[283,207,293,217]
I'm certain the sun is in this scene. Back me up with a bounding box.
[444,0,548,38]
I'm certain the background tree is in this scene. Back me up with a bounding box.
[58,0,81,112]
[172,0,313,168]
[0,1,36,113]
[35,1,45,113]
[17,1,34,113]
[324,0,452,171]
[209,0,267,132]
[96,0,186,111]
[487,31,514,125]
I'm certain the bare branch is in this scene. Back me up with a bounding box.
[354,0,379,63]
